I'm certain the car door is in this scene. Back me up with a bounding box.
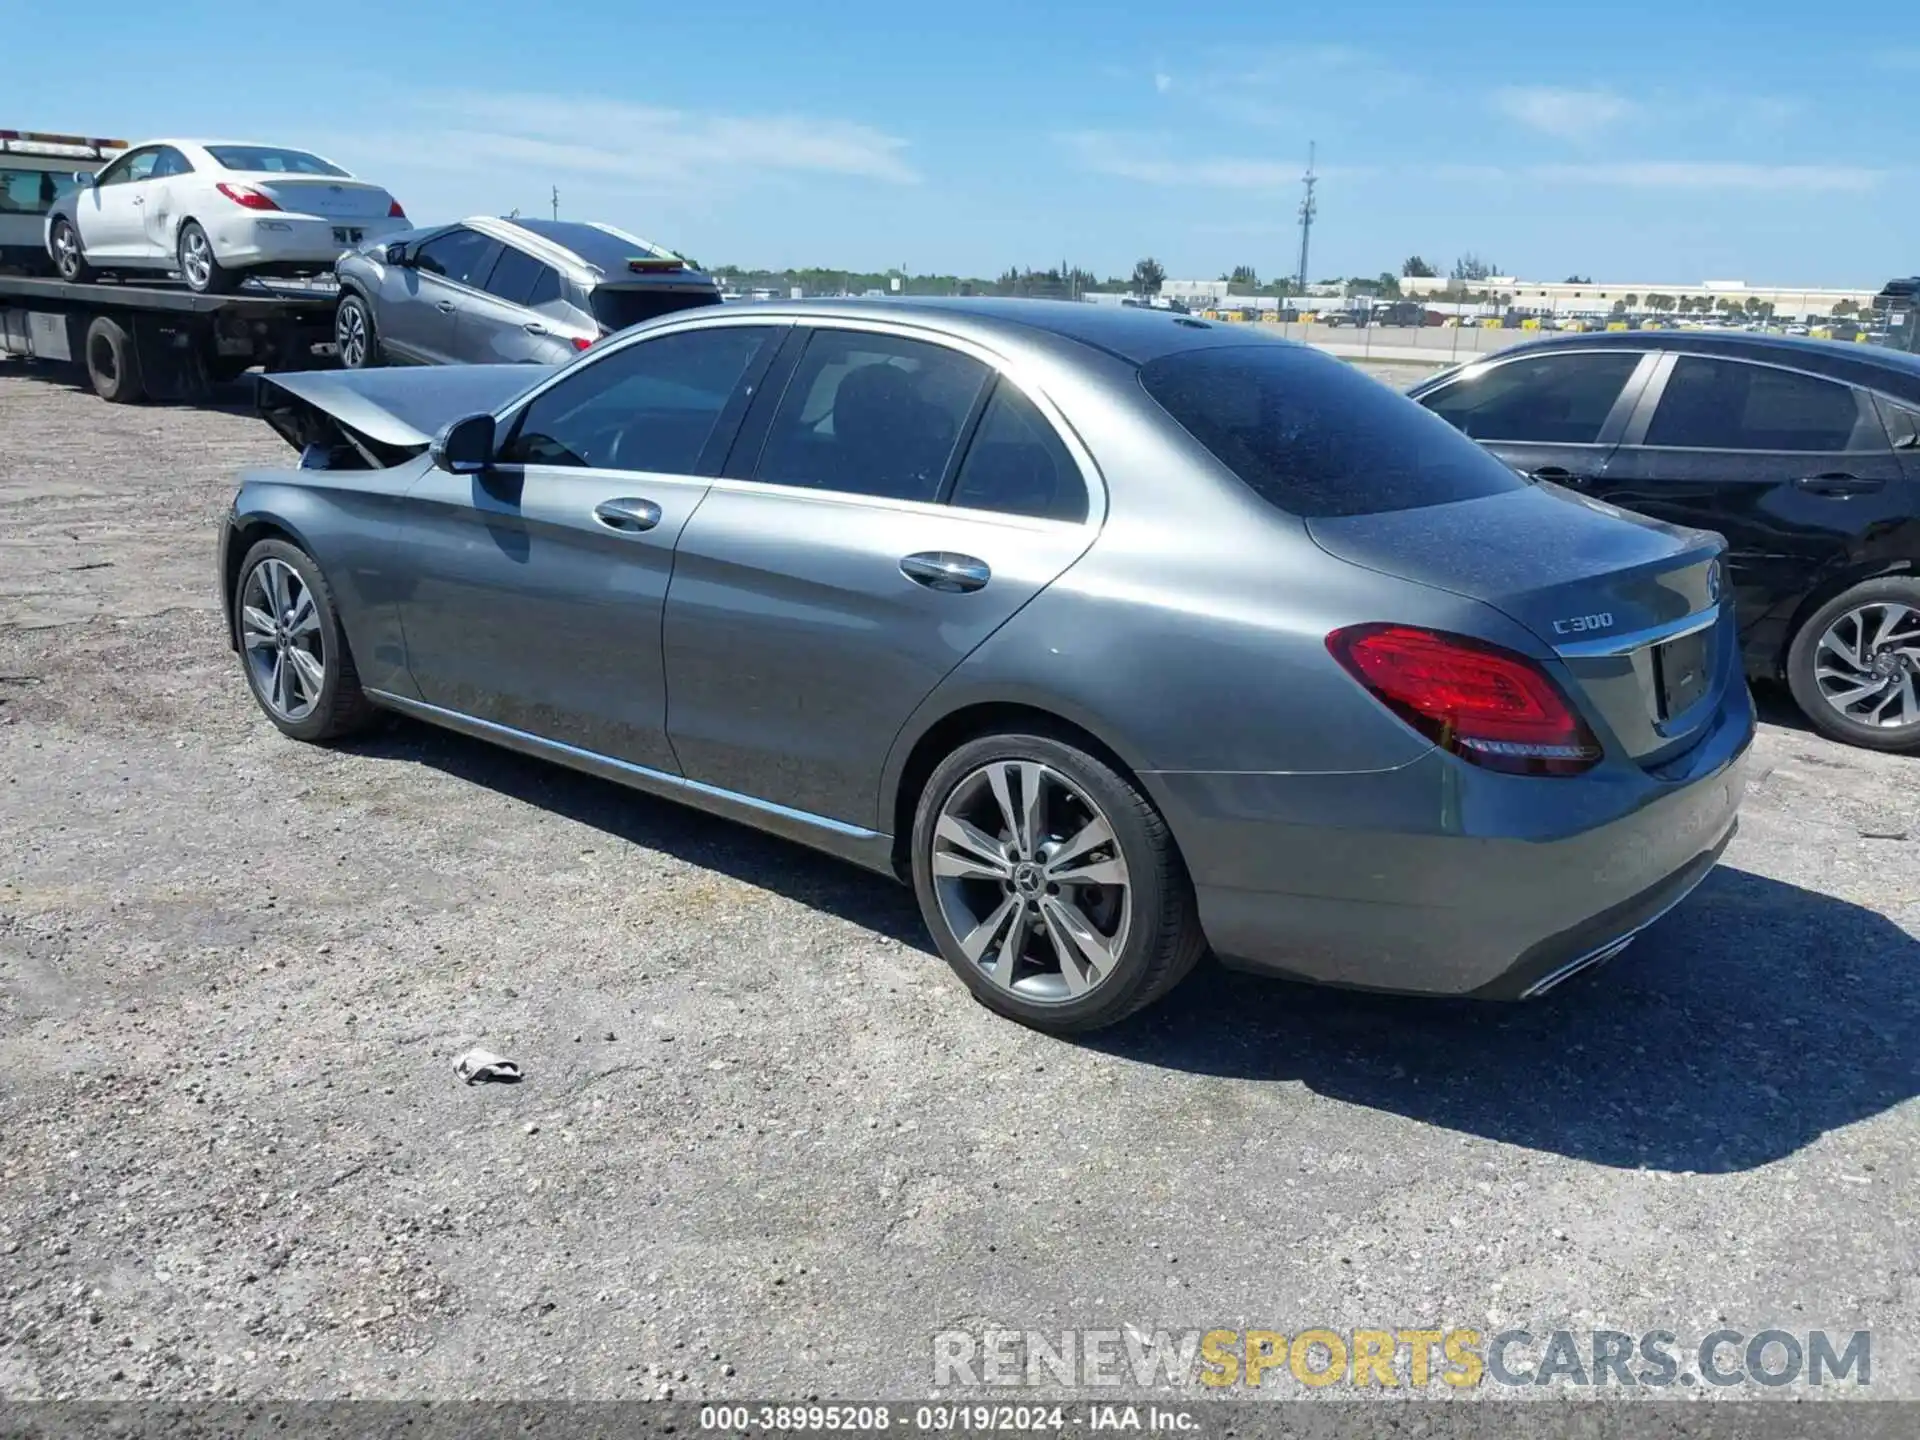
[75,147,160,259]
[1594,354,1911,627]
[140,146,193,259]
[451,243,572,364]
[1416,347,1652,488]
[396,320,780,771]
[381,226,501,364]
[661,324,1100,830]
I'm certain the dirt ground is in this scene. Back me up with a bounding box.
[1,362,1915,1404]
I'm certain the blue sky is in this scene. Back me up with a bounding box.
[14,0,1917,285]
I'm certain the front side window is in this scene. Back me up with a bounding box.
[1141,343,1527,518]
[98,149,159,186]
[501,326,772,473]
[1645,357,1870,451]
[1421,350,1643,444]
[755,330,989,502]
[413,228,501,288]
[204,146,348,177]
[948,381,1089,522]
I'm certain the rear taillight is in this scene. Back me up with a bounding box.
[216,182,280,211]
[388,200,406,218]
[1327,623,1602,776]
[570,336,593,352]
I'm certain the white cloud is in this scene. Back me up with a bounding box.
[1528,161,1885,192]
[1492,86,1635,141]
[1153,71,1173,94]
[370,91,920,192]
[1061,131,1370,188]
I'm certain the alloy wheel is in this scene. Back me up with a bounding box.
[1814,602,1920,729]
[52,222,81,278]
[929,760,1132,1003]
[180,227,213,290]
[240,558,325,722]
[336,303,367,368]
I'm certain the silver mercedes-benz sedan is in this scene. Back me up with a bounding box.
[220,299,1752,1032]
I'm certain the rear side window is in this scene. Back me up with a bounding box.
[480,246,556,306]
[948,382,1089,522]
[413,228,501,288]
[588,286,720,333]
[755,330,989,503]
[1646,357,1870,451]
[1420,350,1642,443]
[1139,344,1527,518]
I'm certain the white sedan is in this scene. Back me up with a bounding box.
[45,139,406,293]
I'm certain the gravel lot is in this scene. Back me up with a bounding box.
[1,361,1915,1405]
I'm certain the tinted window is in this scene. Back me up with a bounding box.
[949,382,1088,522]
[0,167,78,215]
[501,326,771,473]
[204,146,348,177]
[756,330,989,502]
[1646,357,1867,451]
[588,286,720,333]
[1140,343,1527,518]
[99,149,159,186]
[1422,350,1642,443]
[413,228,501,288]
[481,246,544,305]
[525,263,562,310]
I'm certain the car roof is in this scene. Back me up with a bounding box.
[1434,329,1920,401]
[457,216,719,290]
[704,296,1282,365]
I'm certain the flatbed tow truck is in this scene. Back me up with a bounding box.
[1,128,337,401]
[0,273,337,402]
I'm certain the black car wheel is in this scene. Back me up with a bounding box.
[1787,577,1920,753]
[910,730,1205,1033]
[234,538,379,743]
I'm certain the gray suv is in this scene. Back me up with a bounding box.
[332,215,721,368]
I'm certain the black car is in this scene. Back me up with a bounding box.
[1408,332,1920,751]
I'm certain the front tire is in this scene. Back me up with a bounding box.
[1786,577,1920,753]
[177,220,236,295]
[234,539,379,743]
[335,292,380,369]
[910,731,1205,1033]
[49,217,94,282]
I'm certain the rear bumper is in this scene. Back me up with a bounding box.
[204,213,405,268]
[1145,679,1753,998]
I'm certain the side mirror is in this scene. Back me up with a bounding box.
[73,171,97,189]
[384,242,409,266]
[429,414,495,474]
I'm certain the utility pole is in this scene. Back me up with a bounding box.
[550,185,559,221]
[1295,141,1317,295]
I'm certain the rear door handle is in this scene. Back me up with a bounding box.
[900,551,990,593]
[436,300,456,314]
[592,497,662,533]
[1795,472,1884,497]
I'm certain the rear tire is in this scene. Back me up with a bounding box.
[910,730,1206,1034]
[234,538,380,743]
[83,316,145,403]
[49,217,94,282]
[1786,576,1920,753]
[177,220,236,295]
[335,292,380,369]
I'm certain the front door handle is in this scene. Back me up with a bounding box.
[1527,465,1589,487]
[1795,472,1884,497]
[593,497,662,533]
[436,300,456,314]
[523,321,548,335]
[900,551,991,593]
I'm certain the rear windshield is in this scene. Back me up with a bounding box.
[205,146,347,177]
[1139,343,1527,518]
[588,286,720,334]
